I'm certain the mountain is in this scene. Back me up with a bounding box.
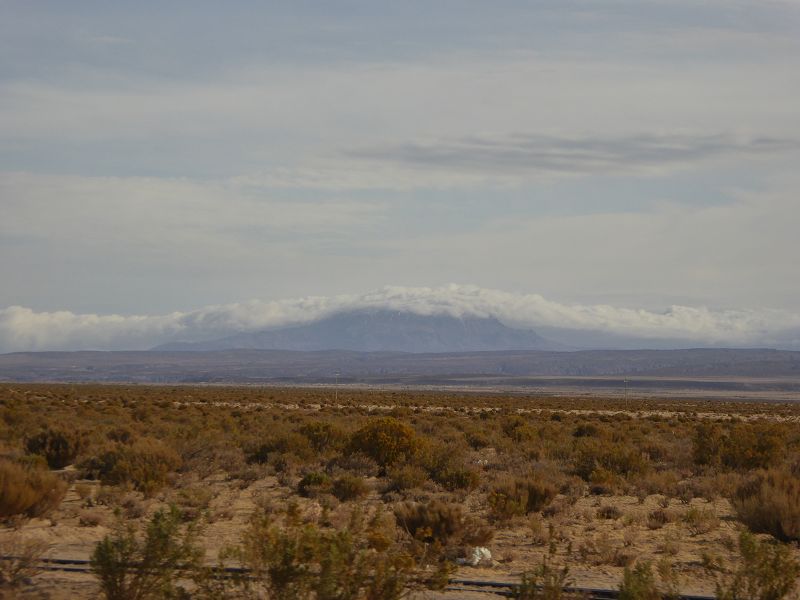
[153,309,563,353]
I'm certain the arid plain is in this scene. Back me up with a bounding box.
[1,383,799,599]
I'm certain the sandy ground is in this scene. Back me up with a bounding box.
[5,466,793,600]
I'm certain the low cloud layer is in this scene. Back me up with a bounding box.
[2,285,799,353]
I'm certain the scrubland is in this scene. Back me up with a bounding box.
[1,383,799,599]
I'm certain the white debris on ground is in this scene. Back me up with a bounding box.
[458,546,493,567]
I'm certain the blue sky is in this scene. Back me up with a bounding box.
[1,1,799,350]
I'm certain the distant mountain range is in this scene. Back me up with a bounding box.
[2,349,800,398]
[4,308,800,398]
[153,309,564,353]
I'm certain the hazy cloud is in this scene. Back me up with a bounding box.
[1,1,799,326]
[2,285,799,353]
[351,134,797,179]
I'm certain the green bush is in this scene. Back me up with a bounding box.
[514,558,572,600]
[91,505,201,600]
[241,510,421,600]
[0,458,66,520]
[618,561,660,600]
[298,471,332,498]
[715,532,799,600]
[25,427,88,469]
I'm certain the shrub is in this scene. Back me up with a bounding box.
[248,433,314,464]
[394,500,493,549]
[25,427,88,469]
[466,430,491,449]
[174,486,214,521]
[573,424,600,438]
[692,422,724,467]
[502,417,537,444]
[694,423,785,472]
[90,505,201,600]
[79,509,107,527]
[731,467,800,542]
[588,467,619,495]
[386,464,428,491]
[395,500,465,545]
[574,437,650,483]
[684,506,719,536]
[329,452,380,478]
[331,474,369,502]
[298,421,346,453]
[618,561,660,600]
[80,438,181,497]
[722,424,784,471]
[435,466,480,491]
[297,472,332,498]
[0,458,66,520]
[646,509,674,530]
[349,418,419,468]
[241,510,425,600]
[488,477,557,522]
[597,505,622,520]
[0,534,48,589]
[514,558,572,600]
[421,444,480,491]
[715,532,799,600]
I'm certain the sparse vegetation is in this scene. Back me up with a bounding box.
[1,383,799,599]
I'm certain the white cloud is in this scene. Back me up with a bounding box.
[2,284,799,352]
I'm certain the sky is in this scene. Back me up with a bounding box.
[1,1,799,351]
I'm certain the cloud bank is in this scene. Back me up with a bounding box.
[2,285,799,353]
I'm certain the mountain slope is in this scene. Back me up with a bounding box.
[154,309,562,353]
